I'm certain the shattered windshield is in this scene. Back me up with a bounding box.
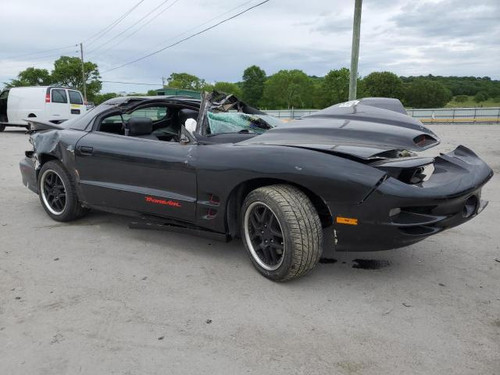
[207,112,282,135]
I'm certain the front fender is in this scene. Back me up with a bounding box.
[194,144,386,233]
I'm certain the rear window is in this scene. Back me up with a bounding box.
[51,89,67,103]
[69,90,84,105]
[130,106,168,121]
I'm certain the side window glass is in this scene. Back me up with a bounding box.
[51,89,68,103]
[130,106,167,121]
[98,113,128,135]
[69,90,84,104]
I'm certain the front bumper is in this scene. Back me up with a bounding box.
[20,156,38,194]
[331,145,493,251]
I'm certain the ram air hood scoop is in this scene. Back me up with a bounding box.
[240,98,440,160]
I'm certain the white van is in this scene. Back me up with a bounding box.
[0,86,87,132]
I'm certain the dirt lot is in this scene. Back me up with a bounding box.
[0,125,499,375]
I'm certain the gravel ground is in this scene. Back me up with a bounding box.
[0,125,499,375]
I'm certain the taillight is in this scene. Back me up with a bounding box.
[45,93,50,103]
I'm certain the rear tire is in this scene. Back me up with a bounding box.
[0,124,5,132]
[38,160,88,222]
[241,184,323,281]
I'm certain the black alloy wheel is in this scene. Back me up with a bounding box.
[40,169,67,215]
[38,160,88,222]
[241,184,323,281]
[245,202,285,271]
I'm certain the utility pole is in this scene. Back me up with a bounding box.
[79,42,87,103]
[349,0,363,100]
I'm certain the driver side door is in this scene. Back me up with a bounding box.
[74,108,197,223]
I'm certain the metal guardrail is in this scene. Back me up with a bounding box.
[265,109,319,119]
[266,107,500,123]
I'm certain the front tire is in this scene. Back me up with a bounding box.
[241,185,323,281]
[38,160,88,222]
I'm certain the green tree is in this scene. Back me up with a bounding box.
[363,71,404,99]
[51,56,102,102]
[166,73,207,90]
[6,67,52,87]
[262,70,314,109]
[404,79,452,108]
[241,65,266,107]
[454,95,468,103]
[474,91,488,103]
[213,82,242,97]
[318,68,350,107]
[93,92,118,105]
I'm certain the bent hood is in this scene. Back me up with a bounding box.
[26,119,64,133]
[240,98,440,160]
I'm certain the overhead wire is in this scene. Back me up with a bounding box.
[3,44,78,61]
[95,0,183,57]
[84,0,145,46]
[86,0,177,56]
[3,47,79,69]
[131,0,255,55]
[102,80,161,86]
[103,0,271,73]
[95,0,259,59]
[3,0,143,61]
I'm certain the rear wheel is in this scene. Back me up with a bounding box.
[241,185,323,281]
[0,124,5,132]
[38,160,88,222]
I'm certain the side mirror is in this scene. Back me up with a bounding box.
[185,118,197,135]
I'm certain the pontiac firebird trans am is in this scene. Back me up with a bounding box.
[19,92,493,281]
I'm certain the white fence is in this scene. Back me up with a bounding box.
[266,107,500,123]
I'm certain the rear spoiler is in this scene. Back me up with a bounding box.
[26,119,65,133]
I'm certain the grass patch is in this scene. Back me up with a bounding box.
[446,96,500,108]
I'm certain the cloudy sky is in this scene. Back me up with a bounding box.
[1,0,499,93]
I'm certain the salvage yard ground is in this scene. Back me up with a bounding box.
[0,125,499,374]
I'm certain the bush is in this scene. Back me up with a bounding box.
[362,71,404,99]
[474,91,489,103]
[454,95,468,103]
[404,79,452,108]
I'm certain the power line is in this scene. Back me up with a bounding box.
[84,0,145,46]
[3,44,78,61]
[123,0,254,57]
[95,0,183,57]
[103,0,271,73]
[10,48,79,65]
[3,0,143,61]
[102,80,161,86]
[87,0,176,56]
[97,0,253,59]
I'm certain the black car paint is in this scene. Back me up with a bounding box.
[75,131,198,223]
[240,101,440,159]
[20,95,493,252]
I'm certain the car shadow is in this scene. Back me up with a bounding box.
[1,129,28,135]
[58,209,428,285]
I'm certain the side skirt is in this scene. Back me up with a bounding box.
[84,204,231,242]
[129,217,230,242]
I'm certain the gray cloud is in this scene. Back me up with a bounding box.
[1,0,499,94]
[392,0,500,39]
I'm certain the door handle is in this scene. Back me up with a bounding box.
[78,146,94,155]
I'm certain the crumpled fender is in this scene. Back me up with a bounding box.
[30,130,64,172]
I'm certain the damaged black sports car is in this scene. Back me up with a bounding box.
[20,92,493,281]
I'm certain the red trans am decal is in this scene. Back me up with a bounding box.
[145,196,182,208]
